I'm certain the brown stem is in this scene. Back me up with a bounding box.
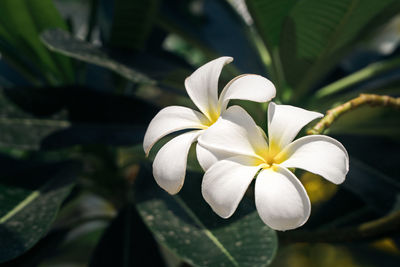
[307,94,400,135]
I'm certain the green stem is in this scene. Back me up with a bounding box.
[248,27,272,74]
[315,57,400,99]
[279,210,400,243]
[307,93,400,135]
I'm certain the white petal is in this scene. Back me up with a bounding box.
[153,130,202,194]
[143,106,208,155]
[198,105,268,159]
[279,135,349,184]
[255,166,311,231]
[185,57,233,120]
[268,102,323,150]
[219,74,276,111]
[196,143,235,171]
[202,156,261,218]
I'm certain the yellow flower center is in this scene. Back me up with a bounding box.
[203,108,221,127]
[255,139,288,171]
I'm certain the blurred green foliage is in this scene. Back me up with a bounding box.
[0,0,400,266]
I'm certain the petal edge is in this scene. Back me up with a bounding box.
[279,135,349,184]
[202,155,260,218]
[153,130,202,194]
[219,74,276,111]
[255,166,311,231]
[185,57,233,121]
[143,106,207,155]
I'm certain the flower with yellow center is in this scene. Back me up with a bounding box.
[143,57,276,194]
[197,104,349,231]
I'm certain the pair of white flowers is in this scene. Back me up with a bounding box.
[143,57,349,231]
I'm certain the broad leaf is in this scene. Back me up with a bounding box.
[38,222,107,266]
[0,87,69,150]
[41,125,146,149]
[1,228,69,266]
[245,0,297,86]
[326,106,400,140]
[135,167,278,267]
[247,0,400,101]
[40,29,155,85]
[0,0,74,85]
[0,86,158,149]
[281,0,400,101]
[100,0,160,50]
[329,135,400,216]
[160,0,266,74]
[246,0,297,50]
[90,204,165,267]
[343,157,400,214]
[0,156,80,263]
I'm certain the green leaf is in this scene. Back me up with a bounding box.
[39,221,107,266]
[248,0,400,101]
[1,228,69,266]
[0,86,159,150]
[343,157,400,214]
[246,0,297,50]
[40,29,155,85]
[280,0,400,101]
[90,204,166,267]
[0,156,80,263]
[0,0,74,84]
[321,135,400,219]
[160,0,265,75]
[135,167,278,267]
[0,116,70,150]
[105,0,160,50]
[0,88,70,150]
[245,0,299,89]
[313,57,400,99]
[326,106,400,140]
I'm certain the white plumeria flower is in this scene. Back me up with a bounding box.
[143,57,276,194]
[197,104,349,231]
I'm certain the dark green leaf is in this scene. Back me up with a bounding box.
[248,0,400,101]
[160,0,266,74]
[280,0,400,100]
[1,228,69,267]
[102,0,160,50]
[0,156,80,263]
[41,124,146,149]
[0,87,69,150]
[135,167,278,267]
[326,106,400,140]
[335,135,400,214]
[38,222,107,266]
[0,117,70,150]
[0,86,158,149]
[40,29,155,85]
[0,0,74,84]
[3,86,65,116]
[343,157,400,214]
[246,0,297,50]
[90,205,166,267]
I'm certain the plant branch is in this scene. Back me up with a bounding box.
[296,94,400,243]
[315,57,400,99]
[279,210,400,243]
[307,93,400,135]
